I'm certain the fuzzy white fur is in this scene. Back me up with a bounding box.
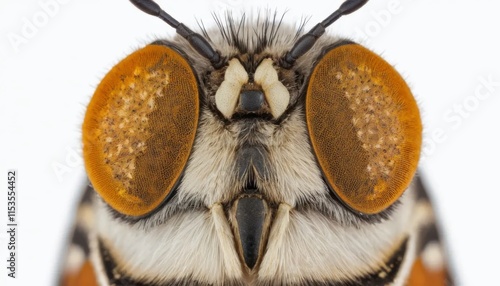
[177,108,327,208]
[96,203,243,284]
[94,186,420,285]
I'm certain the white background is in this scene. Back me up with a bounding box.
[0,0,499,285]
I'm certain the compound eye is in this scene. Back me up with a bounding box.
[83,45,199,217]
[306,43,422,215]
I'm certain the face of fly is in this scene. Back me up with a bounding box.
[70,1,450,285]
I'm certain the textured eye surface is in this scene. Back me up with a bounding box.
[83,44,199,217]
[306,43,422,214]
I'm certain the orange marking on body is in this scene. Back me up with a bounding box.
[61,260,98,286]
[407,258,447,286]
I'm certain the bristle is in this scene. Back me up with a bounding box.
[200,11,307,55]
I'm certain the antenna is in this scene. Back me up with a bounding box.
[280,0,369,69]
[130,0,225,68]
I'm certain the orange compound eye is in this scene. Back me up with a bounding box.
[306,43,422,215]
[83,45,199,217]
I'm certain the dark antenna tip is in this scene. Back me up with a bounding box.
[129,0,224,68]
[322,0,369,27]
[281,0,369,69]
[339,0,369,14]
[130,0,161,17]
